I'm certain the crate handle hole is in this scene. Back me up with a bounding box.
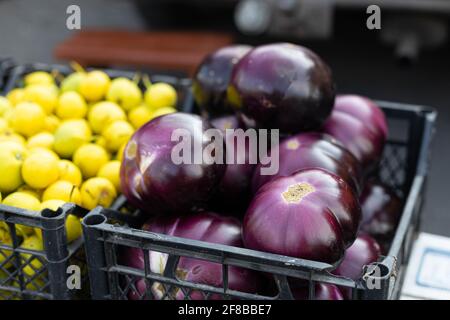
[84,214,107,226]
[41,208,63,219]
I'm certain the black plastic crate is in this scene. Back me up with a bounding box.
[82,100,437,300]
[0,58,14,92]
[0,63,193,299]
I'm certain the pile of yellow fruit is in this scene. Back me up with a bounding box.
[0,67,177,260]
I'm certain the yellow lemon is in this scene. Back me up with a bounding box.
[24,71,55,86]
[53,119,92,158]
[17,185,42,200]
[9,102,46,137]
[42,180,82,205]
[60,72,86,93]
[144,83,177,110]
[0,96,12,116]
[20,235,44,276]
[106,77,142,111]
[22,84,58,114]
[150,106,177,119]
[80,177,117,210]
[93,135,107,148]
[128,104,152,129]
[56,91,87,119]
[97,160,121,192]
[37,200,82,243]
[22,152,59,189]
[102,120,134,153]
[58,160,82,186]
[0,131,26,145]
[79,70,111,102]
[0,118,8,134]
[6,88,25,105]
[44,115,60,133]
[0,141,28,193]
[27,147,59,161]
[116,142,127,161]
[87,101,126,134]
[73,143,110,179]
[2,192,40,236]
[26,132,54,149]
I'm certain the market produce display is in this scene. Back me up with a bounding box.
[114,42,399,300]
[0,67,178,282]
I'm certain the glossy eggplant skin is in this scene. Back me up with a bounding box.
[359,180,402,254]
[120,113,226,216]
[122,212,261,300]
[227,43,335,134]
[252,132,362,195]
[290,283,344,300]
[243,168,361,264]
[193,45,253,117]
[209,115,255,213]
[322,95,388,175]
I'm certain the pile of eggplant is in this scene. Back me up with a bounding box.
[119,43,402,300]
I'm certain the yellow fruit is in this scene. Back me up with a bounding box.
[93,135,107,148]
[60,72,86,93]
[150,106,177,119]
[44,115,60,133]
[53,119,92,158]
[0,141,27,193]
[42,180,82,205]
[117,142,127,161]
[128,105,152,129]
[0,227,13,269]
[0,96,12,116]
[17,185,42,200]
[106,77,142,111]
[26,132,54,149]
[37,200,82,243]
[145,83,177,109]
[27,147,59,161]
[80,177,117,210]
[20,235,44,276]
[24,71,55,86]
[87,101,126,134]
[2,192,40,236]
[79,70,111,102]
[6,88,25,105]
[22,84,58,114]
[0,131,26,145]
[0,118,8,134]
[9,102,46,137]
[97,160,121,192]
[56,91,87,119]
[102,120,134,153]
[22,152,59,189]
[58,160,82,187]
[73,143,110,179]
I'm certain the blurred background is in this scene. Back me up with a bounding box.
[0,0,449,235]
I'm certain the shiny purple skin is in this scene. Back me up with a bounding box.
[120,113,226,216]
[334,233,381,280]
[322,95,388,174]
[360,180,402,254]
[291,283,344,300]
[252,132,362,195]
[243,168,362,264]
[122,212,261,300]
[210,115,255,212]
[227,43,335,134]
[193,45,253,117]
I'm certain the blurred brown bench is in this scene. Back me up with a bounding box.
[54,30,234,76]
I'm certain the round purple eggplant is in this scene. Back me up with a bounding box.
[322,95,388,174]
[243,168,361,264]
[193,45,252,117]
[120,113,226,216]
[227,43,335,134]
[252,132,363,195]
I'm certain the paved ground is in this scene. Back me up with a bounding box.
[0,0,449,236]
